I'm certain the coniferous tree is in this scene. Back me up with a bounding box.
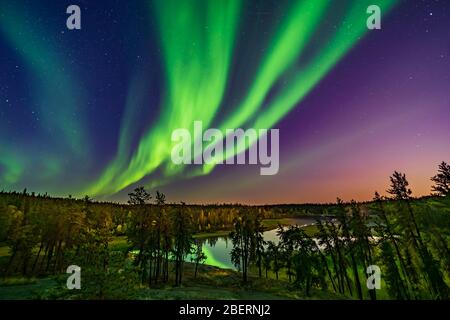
[335,199,363,300]
[431,161,450,196]
[372,192,410,299]
[172,203,193,286]
[266,240,281,280]
[191,239,207,278]
[230,208,255,283]
[388,172,449,299]
[127,186,152,269]
[252,212,265,278]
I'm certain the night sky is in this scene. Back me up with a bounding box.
[0,0,449,204]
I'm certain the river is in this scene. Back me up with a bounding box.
[191,217,320,270]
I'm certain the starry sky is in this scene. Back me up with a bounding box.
[0,0,449,204]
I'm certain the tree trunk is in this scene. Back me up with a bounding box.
[350,254,363,300]
[32,242,43,274]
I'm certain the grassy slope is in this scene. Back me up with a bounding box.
[136,265,345,300]
[0,218,340,300]
[0,278,57,300]
[0,263,344,300]
[0,220,333,300]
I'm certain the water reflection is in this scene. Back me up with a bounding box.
[194,217,319,270]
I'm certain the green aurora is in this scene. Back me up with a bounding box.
[86,0,396,198]
[0,0,398,199]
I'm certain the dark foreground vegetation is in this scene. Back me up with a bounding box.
[0,162,449,300]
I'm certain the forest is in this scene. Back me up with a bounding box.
[0,162,449,300]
